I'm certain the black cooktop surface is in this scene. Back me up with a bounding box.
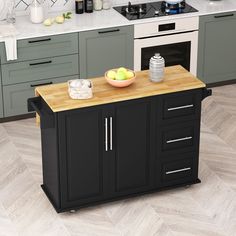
[113,1,198,20]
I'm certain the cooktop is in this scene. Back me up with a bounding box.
[113,1,198,20]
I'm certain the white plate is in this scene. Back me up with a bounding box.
[0,0,7,21]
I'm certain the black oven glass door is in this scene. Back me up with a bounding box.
[141,41,191,71]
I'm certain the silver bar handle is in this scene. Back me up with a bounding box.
[110,117,113,151]
[166,167,191,175]
[105,118,108,151]
[167,104,194,111]
[167,136,192,144]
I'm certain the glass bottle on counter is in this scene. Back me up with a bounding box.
[75,0,84,14]
[85,0,93,13]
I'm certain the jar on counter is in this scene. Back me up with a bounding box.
[94,0,103,10]
[103,0,111,10]
[30,0,44,24]
[149,53,165,83]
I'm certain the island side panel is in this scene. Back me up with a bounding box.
[40,99,61,210]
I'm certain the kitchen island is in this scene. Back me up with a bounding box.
[28,65,211,213]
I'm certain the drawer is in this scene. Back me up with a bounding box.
[2,54,79,85]
[161,158,198,185]
[3,75,79,117]
[0,33,78,64]
[160,90,202,123]
[159,121,200,155]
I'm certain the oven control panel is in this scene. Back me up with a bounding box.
[134,16,199,38]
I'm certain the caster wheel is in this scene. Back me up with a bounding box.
[70,210,76,213]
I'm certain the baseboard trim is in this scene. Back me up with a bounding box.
[0,113,35,123]
[207,79,236,88]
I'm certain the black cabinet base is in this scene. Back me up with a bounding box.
[42,179,201,213]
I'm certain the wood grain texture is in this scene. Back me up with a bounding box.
[0,84,235,236]
[35,66,206,112]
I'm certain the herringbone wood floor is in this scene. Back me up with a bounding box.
[0,84,236,236]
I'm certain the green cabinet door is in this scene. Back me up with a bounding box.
[197,12,236,84]
[79,26,134,79]
[0,66,3,118]
[3,75,79,117]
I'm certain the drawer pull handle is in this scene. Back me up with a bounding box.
[167,104,194,111]
[214,14,234,19]
[166,167,191,175]
[98,29,120,34]
[28,38,51,43]
[105,118,108,152]
[29,61,52,66]
[110,117,113,151]
[167,136,192,144]
[30,82,53,87]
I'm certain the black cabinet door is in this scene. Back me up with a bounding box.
[109,98,155,196]
[58,106,108,209]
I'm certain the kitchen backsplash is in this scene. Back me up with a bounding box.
[15,0,145,13]
[15,0,74,12]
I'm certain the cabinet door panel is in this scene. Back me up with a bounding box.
[198,12,236,83]
[3,75,79,117]
[79,26,134,79]
[112,99,153,195]
[0,66,3,118]
[58,107,105,208]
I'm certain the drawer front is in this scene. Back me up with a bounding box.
[2,54,79,85]
[159,121,200,155]
[161,158,198,185]
[0,33,78,64]
[3,75,79,117]
[160,90,202,123]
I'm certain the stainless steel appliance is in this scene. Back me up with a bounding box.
[134,17,199,75]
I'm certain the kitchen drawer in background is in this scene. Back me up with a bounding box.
[2,54,79,85]
[0,33,79,64]
[161,158,198,186]
[159,89,202,123]
[3,75,79,117]
[159,121,200,155]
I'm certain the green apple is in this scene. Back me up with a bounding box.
[115,71,126,80]
[125,71,134,79]
[43,18,53,26]
[107,70,116,80]
[55,16,65,24]
[117,67,127,74]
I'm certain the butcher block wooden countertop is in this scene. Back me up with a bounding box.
[35,65,206,113]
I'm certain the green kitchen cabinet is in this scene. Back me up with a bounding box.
[0,33,78,64]
[0,66,3,118]
[197,12,236,84]
[3,75,79,117]
[79,25,134,79]
[2,54,79,85]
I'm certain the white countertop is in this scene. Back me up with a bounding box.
[1,0,236,42]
